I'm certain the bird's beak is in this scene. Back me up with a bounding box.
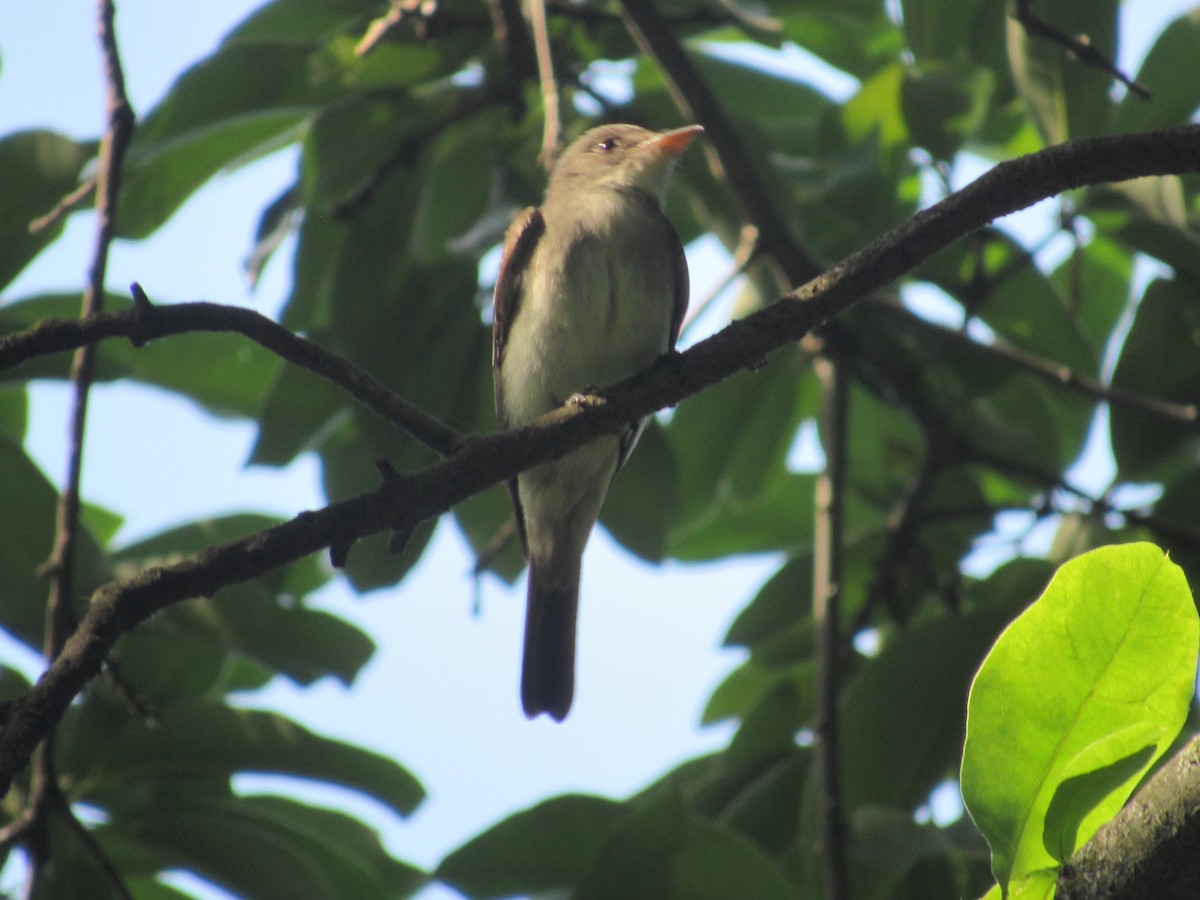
[644,124,704,158]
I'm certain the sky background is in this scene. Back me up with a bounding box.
[0,1,1192,897]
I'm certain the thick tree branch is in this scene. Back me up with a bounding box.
[1058,736,1200,899]
[1,126,1199,795]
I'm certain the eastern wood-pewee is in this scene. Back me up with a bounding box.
[493,123,702,720]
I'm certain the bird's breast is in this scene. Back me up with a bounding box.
[500,196,678,426]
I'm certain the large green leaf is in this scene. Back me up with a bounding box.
[437,794,626,899]
[1110,278,1200,478]
[601,420,680,562]
[1113,7,1200,133]
[0,436,111,650]
[0,130,93,292]
[839,607,1014,811]
[901,0,982,62]
[0,384,27,442]
[66,700,424,819]
[961,543,1198,890]
[117,39,337,237]
[1006,0,1119,143]
[666,349,813,528]
[576,792,800,900]
[102,792,425,900]
[112,514,368,687]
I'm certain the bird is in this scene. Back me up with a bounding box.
[492,122,702,720]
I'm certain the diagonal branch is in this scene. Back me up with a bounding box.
[1014,0,1151,101]
[45,0,135,661]
[1,288,464,457]
[0,125,1199,795]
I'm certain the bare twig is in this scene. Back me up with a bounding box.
[1015,0,1151,101]
[1,289,463,456]
[1,125,1199,795]
[528,0,563,168]
[28,177,97,234]
[45,0,135,662]
[49,788,133,900]
[812,355,848,900]
[27,3,136,893]
[355,0,425,57]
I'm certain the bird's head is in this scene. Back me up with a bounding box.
[547,123,703,204]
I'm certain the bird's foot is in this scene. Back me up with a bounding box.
[566,388,606,409]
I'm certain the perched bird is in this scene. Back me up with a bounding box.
[493,122,702,720]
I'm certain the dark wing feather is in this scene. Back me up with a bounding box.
[614,213,691,472]
[666,217,689,347]
[492,206,544,429]
[493,207,544,559]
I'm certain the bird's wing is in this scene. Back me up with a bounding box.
[614,214,690,473]
[492,206,545,429]
[666,217,689,348]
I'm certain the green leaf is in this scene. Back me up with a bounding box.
[409,120,495,264]
[112,515,367,687]
[843,63,909,152]
[225,0,379,44]
[666,350,813,529]
[901,0,981,61]
[961,543,1198,890]
[68,700,424,819]
[722,554,813,651]
[901,61,995,160]
[0,435,111,650]
[117,39,330,237]
[103,793,426,900]
[0,130,93,291]
[1114,8,1200,133]
[437,794,626,899]
[0,384,27,442]
[778,7,903,80]
[1110,278,1200,478]
[577,793,800,900]
[602,420,679,562]
[839,606,1015,811]
[1006,0,1118,143]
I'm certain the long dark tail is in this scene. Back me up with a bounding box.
[520,558,580,722]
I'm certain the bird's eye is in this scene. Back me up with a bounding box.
[597,137,619,152]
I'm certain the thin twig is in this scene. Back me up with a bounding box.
[877,299,1200,427]
[45,0,135,663]
[812,355,848,900]
[528,0,563,168]
[1014,0,1151,100]
[48,788,134,900]
[29,4,135,893]
[1,289,464,456]
[28,177,97,234]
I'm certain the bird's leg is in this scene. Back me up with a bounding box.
[566,387,606,409]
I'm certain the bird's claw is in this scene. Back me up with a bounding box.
[567,389,606,409]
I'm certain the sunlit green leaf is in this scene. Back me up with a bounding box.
[961,543,1197,889]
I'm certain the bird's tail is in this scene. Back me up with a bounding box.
[520,556,580,722]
